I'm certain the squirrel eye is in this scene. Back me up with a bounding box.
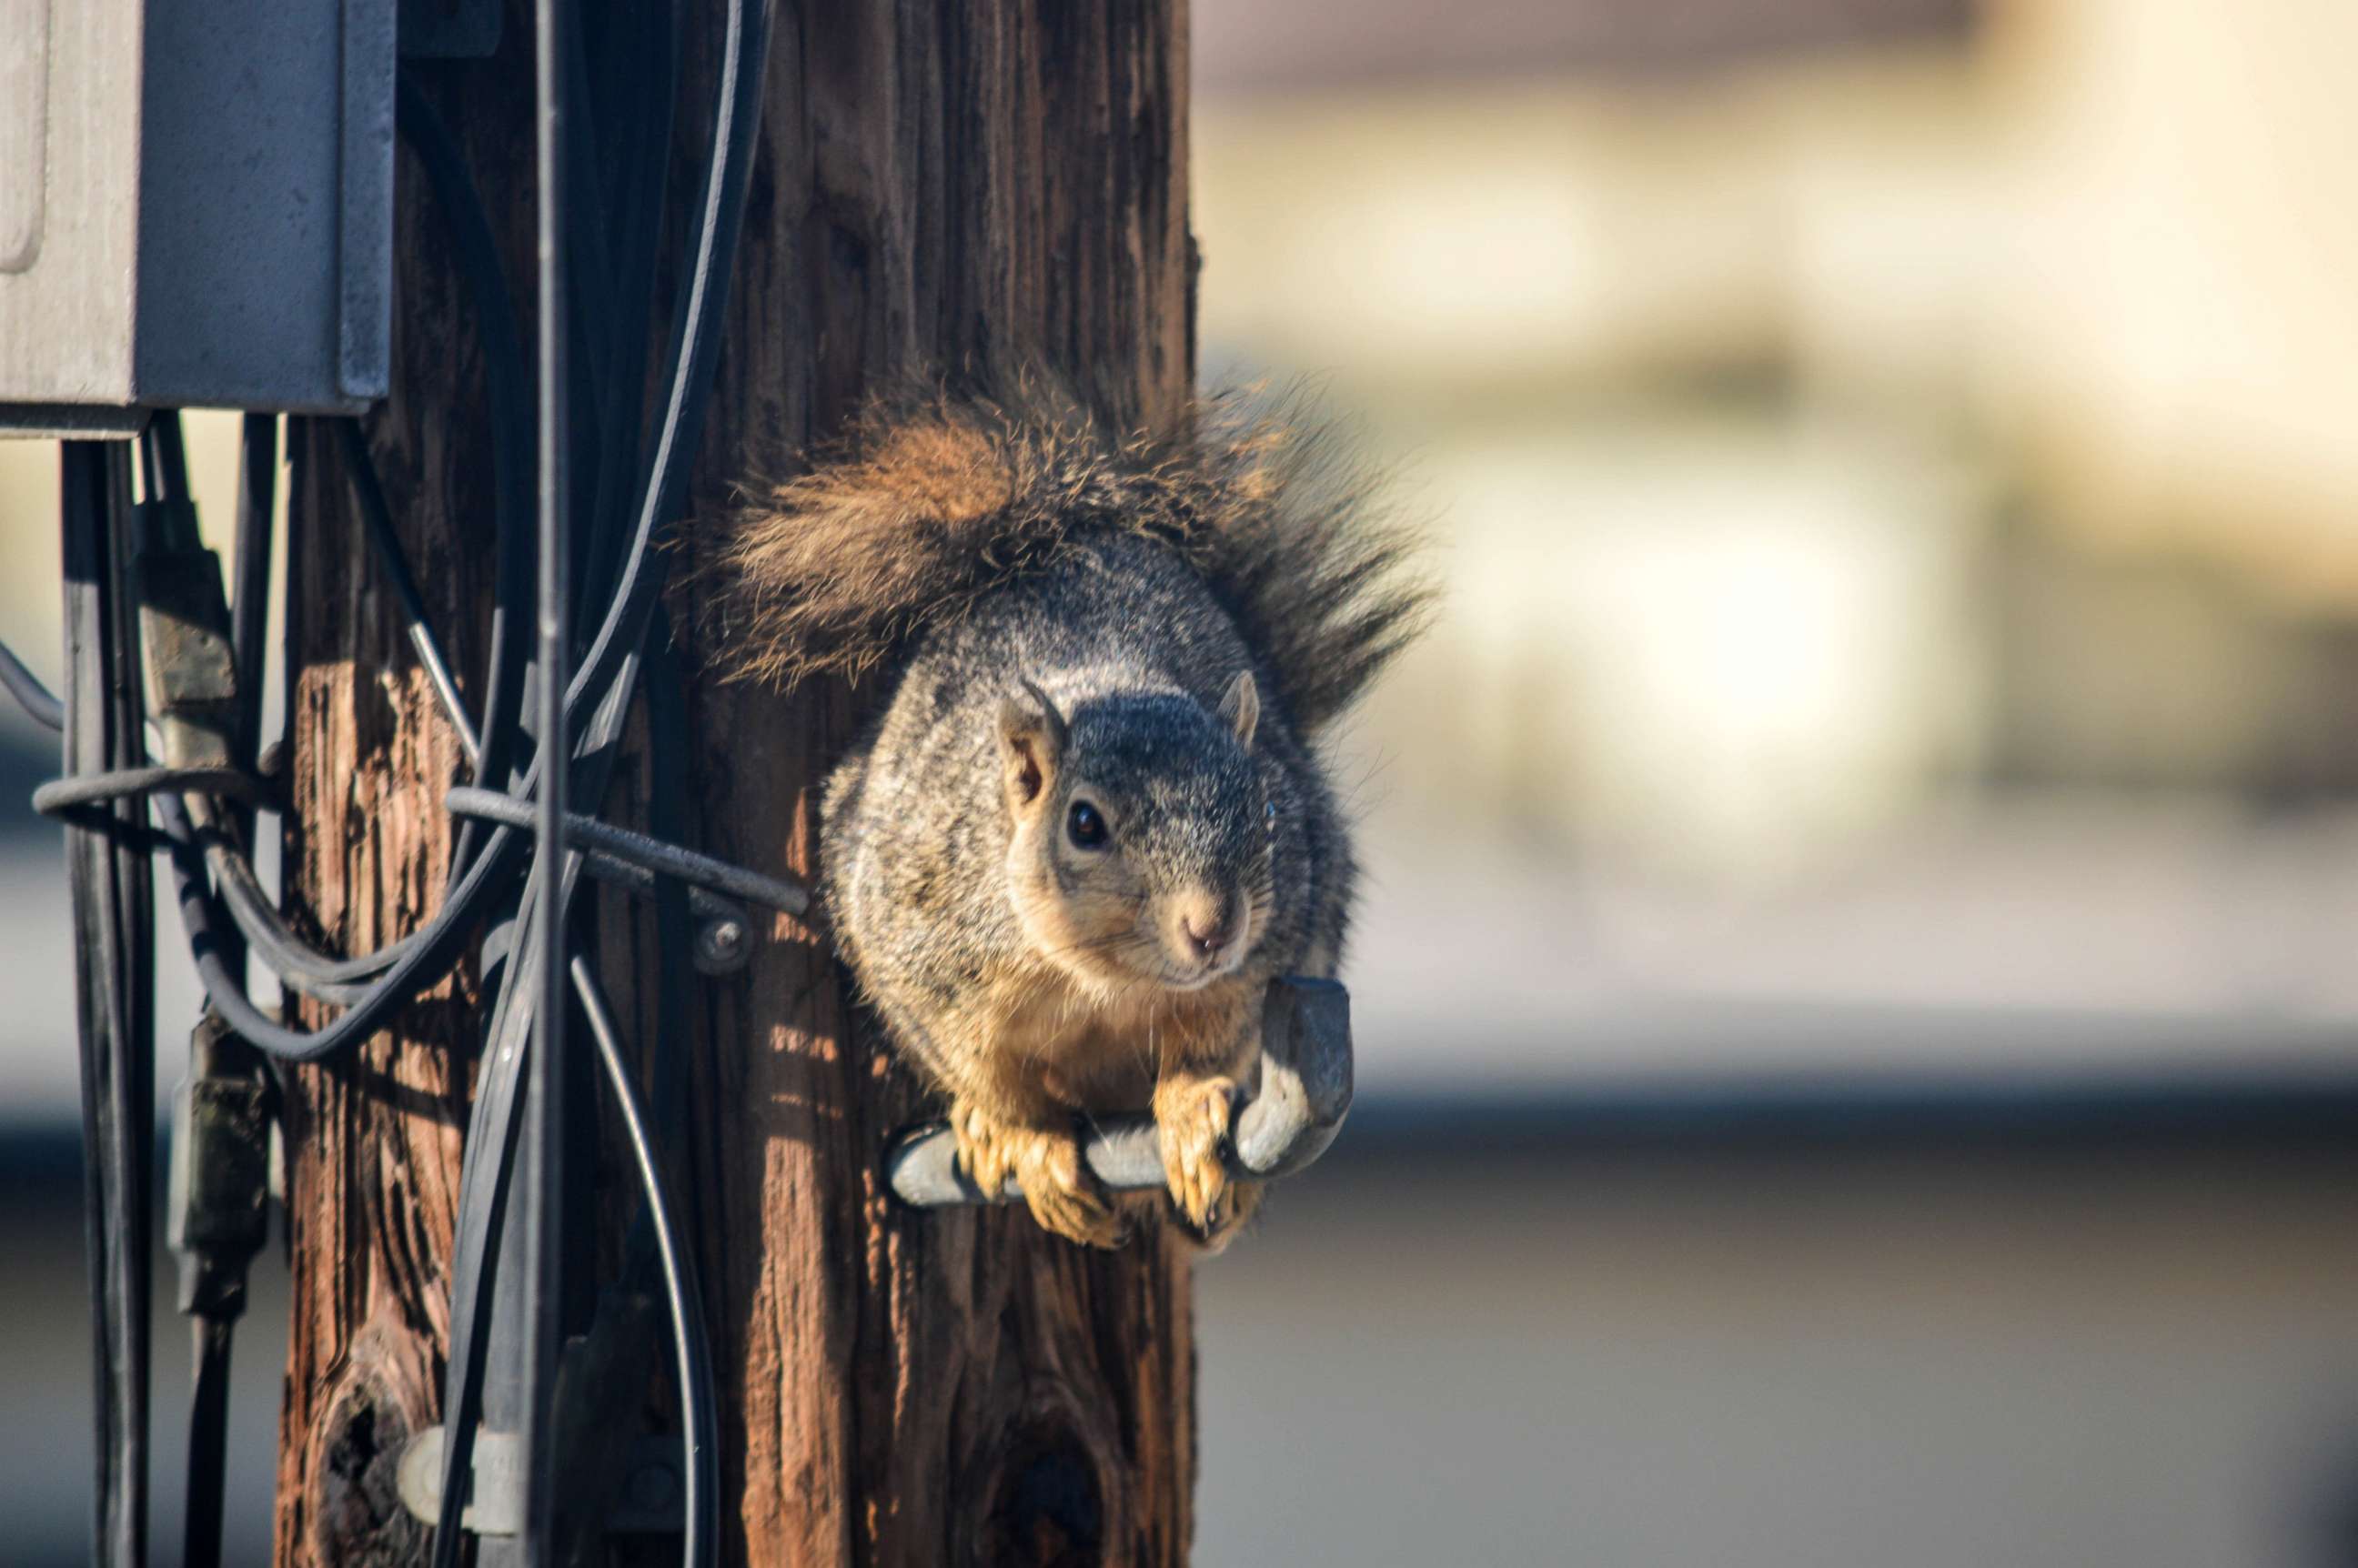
[1066,800,1110,850]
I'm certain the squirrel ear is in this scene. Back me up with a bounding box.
[998,677,1067,809]
[1218,669,1260,750]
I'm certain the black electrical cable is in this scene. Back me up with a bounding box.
[109,392,520,1058]
[179,792,751,1005]
[227,415,277,769]
[35,401,503,1058]
[579,0,677,618]
[153,790,526,1061]
[177,415,276,1568]
[394,75,536,809]
[98,440,157,1568]
[559,0,771,740]
[559,8,621,513]
[436,6,771,1562]
[131,415,757,1011]
[180,813,411,996]
[65,438,155,1568]
[569,955,715,1568]
[35,767,274,816]
[335,418,484,771]
[117,407,529,1060]
[38,10,771,1558]
[446,787,807,915]
[178,408,496,1004]
[520,0,579,1550]
[181,1318,234,1568]
[0,637,64,730]
[640,617,702,1139]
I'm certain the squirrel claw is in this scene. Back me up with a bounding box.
[1156,1075,1236,1233]
[1025,1178,1126,1250]
[1015,1130,1124,1248]
[951,1105,1016,1200]
[1182,1180,1263,1256]
[954,1108,1123,1248]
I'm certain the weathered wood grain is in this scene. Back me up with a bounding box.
[674,7,1198,1564]
[272,33,527,1562]
[277,5,1198,1564]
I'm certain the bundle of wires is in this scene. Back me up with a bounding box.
[2,4,780,1565]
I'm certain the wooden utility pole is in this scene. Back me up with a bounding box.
[275,6,1198,1565]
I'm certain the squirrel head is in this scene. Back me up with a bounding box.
[998,671,1272,993]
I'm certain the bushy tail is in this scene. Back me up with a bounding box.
[698,386,1432,734]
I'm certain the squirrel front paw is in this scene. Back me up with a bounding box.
[952,1105,1124,1249]
[1154,1074,1238,1234]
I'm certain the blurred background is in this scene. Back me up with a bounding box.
[11,0,2358,1562]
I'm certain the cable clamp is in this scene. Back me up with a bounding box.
[167,1012,271,1321]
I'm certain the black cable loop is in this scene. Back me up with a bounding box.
[153,791,526,1061]
[35,767,276,817]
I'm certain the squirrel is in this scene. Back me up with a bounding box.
[704,388,1426,1249]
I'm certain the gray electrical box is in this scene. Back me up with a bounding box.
[0,0,396,433]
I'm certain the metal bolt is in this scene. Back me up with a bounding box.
[695,916,748,973]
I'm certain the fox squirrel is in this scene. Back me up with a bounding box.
[706,390,1426,1249]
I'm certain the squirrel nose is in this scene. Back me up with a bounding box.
[1183,914,1229,959]
[1178,899,1235,962]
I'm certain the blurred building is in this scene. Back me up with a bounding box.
[1193,0,2358,1085]
[1184,3,2358,1566]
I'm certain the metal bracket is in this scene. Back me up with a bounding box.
[131,500,240,772]
[885,975,1355,1206]
[396,1425,685,1536]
